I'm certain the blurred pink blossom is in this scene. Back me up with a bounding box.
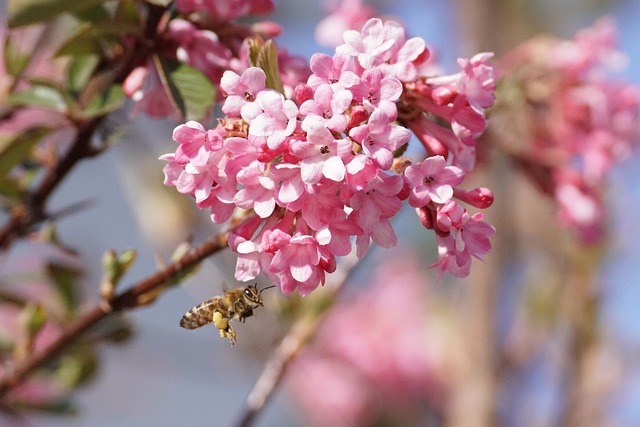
[287,255,450,426]
[315,0,378,48]
[497,18,639,243]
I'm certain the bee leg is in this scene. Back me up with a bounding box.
[218,324,237,346]
[225,325,237,346]
[239,309,254,323]
[213,311,237,346]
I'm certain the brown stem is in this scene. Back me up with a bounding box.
[0,227,232,398]
[0,118,101,251]
[0,3,167,253]
[557,253,601,427]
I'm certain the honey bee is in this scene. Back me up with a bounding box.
[179,284,275,346]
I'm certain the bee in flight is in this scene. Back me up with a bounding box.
[179,284,275,346]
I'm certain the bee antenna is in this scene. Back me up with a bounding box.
[259,284,276,295]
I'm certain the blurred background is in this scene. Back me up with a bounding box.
[1,0,640,426]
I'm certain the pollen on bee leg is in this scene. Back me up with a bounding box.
[213,311,228,331]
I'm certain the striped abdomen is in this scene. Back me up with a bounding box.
[180,298,222,330]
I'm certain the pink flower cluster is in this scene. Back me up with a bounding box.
[161,18,497,294]
[498,18,639,243]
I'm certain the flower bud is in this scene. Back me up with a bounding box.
[294,84,314,104]
[453,187,494,208]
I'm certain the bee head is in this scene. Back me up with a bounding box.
[242,284,276,307]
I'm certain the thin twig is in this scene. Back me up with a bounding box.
[234,251,361,427]
[0,226,233,398]
[0,3,166,253]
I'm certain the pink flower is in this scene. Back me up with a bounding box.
[347,171,403,256]
[349,108,411,170]
[404,155,465,206]
[229,216,279,283]
[456,52,498,113]
[554,174,604,243]
[291,180,345,230]
[172,121,224,159]
[220,67,267,117]
[307,53,360,91]
[430,210,495,281]
[273,163,306,206]
[299,83,353,132]
[292,116,352,184]
[430,233,472,281]
[315,209,362,256]
[435,199,467,231]
[336,18,396,70]
[377,20,428,81]
[233,164,277,218]
[355,67,403,120]
[242,89,299,150]
[269,228,333,295]
[345,154,378,191]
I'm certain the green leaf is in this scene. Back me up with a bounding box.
[18,303,47,338]
[246,37,284,94]
[3,34,32,77]
[0,127,51,177]
[78,84,125,119]
[144,0,173,6]
[56,25,105,58]
[56,349,98,388]
[115,0,141,25]
[156,57,216,121]
[7,0,109,28]
[70,3,111,23]
[46,262,83,314]
[0,176,22,203]
[101,248,136,287]
[8,84,68,112]
[67,54,101,93]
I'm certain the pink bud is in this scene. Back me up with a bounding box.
[397,177,411,201]
[416,206,435,230]
[250,21,282,37]
[123,66,147,97]
[347,105,369,129]
[294,84,314,104]
[453,187,494,208]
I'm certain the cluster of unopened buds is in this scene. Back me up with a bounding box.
[161,18,497,294]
